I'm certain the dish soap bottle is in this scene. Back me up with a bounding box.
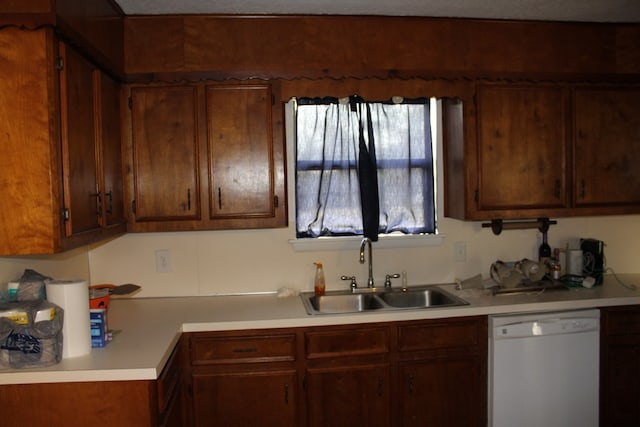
[313,262,326,296]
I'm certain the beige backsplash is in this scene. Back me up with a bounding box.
[1,215,637,298]
[80,215,639,298]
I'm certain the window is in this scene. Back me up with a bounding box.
[294,96,437,242]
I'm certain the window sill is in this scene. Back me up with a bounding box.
[288,233,445,252]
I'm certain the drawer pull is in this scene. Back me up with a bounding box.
[232,347,258,353]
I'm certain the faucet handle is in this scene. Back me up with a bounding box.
[341,275,358,290]
[384,273,401,288]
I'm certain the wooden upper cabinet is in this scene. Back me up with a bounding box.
[59,42,101,236]
[444,83,640,221]
[206,85,275,220]
[0,28,61,255]
[125,82,286,232]
[573,87,640,208]
[475,84,568,213]
[129,85,201,223]
[0,27,125,255]
[96,71,126,228]
[59,42,126,239]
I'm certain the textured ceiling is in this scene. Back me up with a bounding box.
[114,0,640,23]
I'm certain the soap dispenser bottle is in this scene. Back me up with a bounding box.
[313,262,326,296]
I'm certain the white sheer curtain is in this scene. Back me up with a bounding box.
[295,96,435,238]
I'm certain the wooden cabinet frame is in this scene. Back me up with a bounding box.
[444,82,640,220]
[123,81,287,232]
[183,317,487,427]
[0,27,125,255]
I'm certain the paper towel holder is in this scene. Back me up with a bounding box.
[482,218,557,235]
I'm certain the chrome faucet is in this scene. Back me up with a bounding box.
[359,237,375,287]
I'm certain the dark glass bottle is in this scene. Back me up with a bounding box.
[539,231,552,264]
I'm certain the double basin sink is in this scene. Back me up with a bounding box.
[301,285,468,315]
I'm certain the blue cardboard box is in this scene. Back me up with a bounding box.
[90,308,109,348]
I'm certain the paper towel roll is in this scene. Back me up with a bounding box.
[45,280,91,358]
[568,250,584,276]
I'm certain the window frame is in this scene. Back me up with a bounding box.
[286,98,446,252]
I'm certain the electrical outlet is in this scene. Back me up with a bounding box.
[453,241,466,262]
[155,249,172,273]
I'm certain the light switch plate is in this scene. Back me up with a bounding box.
[155,249,172,273]
[453,241,466,262]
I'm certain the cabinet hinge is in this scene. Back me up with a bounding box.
[55,56,64,71]
[271,94,276,105]
[131,200,136,214]
[302,375,307,391]
[274,195,279,208]
[61,208,70,221]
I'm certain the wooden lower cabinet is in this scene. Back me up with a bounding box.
[399,357,484,427]
[192,369,298,427]
[302,324,392,427]
[305,363,391,427]
[0,340,184,427]
[600,305,640,426]
[397,317,487,427]
[186,330,299,427]
[184,317,487,427]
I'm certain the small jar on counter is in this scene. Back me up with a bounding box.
[550,260,561,280]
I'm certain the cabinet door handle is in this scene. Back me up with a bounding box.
[105,191,113,215]
[377,377,384,398]
[90,192,102,216]
[218,187,222,210]
[187,188,191,211]
[284,383,289,404]
[408,374,415,395]
[554,180,561,199]
[580,179,586,199]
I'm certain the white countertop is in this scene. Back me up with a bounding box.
[2,274,640,385]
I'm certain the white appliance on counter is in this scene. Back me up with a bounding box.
[489,309,600,427]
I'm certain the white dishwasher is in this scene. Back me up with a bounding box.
[489,309,600,427]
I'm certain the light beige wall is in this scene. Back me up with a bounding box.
[85,215,640,298]
[0,215,636,297]
[0,247,90,292]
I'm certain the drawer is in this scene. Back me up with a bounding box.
[305,326,389,359]
[190,333,296,365]
[398,318,483,352]
[604,306,640,335]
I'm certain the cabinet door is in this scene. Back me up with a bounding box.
[130,86,200,222]
[0,28,61,254]
[59,43,101,236]
[574,87,640,207]
[399,357,484,427]
[476,84,568,212]
[192,370,297,427]
[206,85,275,221]
[600,306,640,425]
[96,71,125,227]
[305,363,391,427]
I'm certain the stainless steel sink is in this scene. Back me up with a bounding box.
[301,286,468,315]
[380,288,464,308]
[307,293,384,314]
